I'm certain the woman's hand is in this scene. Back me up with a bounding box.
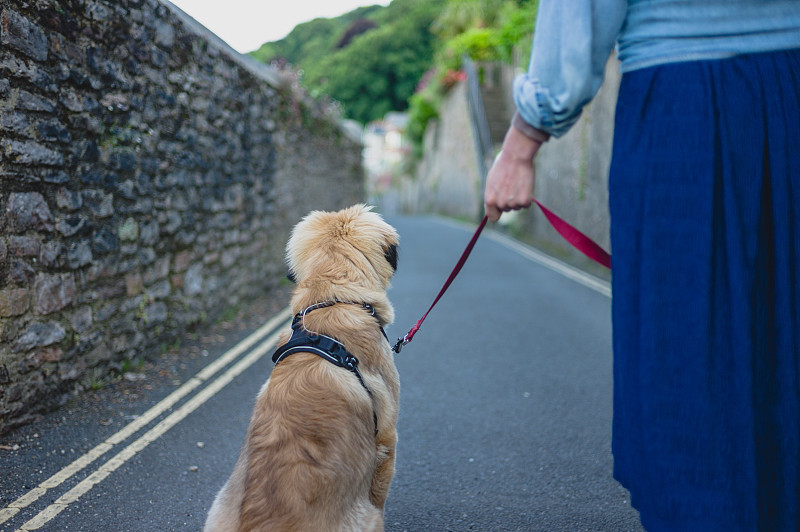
[483,125,544,222]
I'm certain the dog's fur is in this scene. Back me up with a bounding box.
[205,205,400,532]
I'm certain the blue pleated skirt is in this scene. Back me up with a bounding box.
[609,48,800,531]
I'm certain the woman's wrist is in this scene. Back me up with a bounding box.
[503,120,545,161]
[512,111,550,144]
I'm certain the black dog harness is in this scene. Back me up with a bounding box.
[271,301,386,436]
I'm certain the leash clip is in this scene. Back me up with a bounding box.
[392,334,409,354]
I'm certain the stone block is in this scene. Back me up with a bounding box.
[92,228,119,255]
[170,273,183,289]
[66,240,92,269]
[81,190,114,218]
[1,110,31,136]
[99,93,130,112]
[121,243,137,255]
[154,20,174,49]
[118,217,139,241]
[0,238,6,261]
[43,171,69,184]
[97,279,125,299]
[0,288,29,317]
[139,247,156,266]
[85,2,109,22]
[19,346,63,374]
[56,187,83,211]
[58,359,87,382]
[1,139,63,166]
[10,259,36,285]
[69,306,93,333]
[143,256,170,285]
[162,210,181,233]
[175,230,195,246]
[172,250,192,272]
[139,219,160,246]
[60,89,85,112]
[49,32,82,62]
[184,263,203,295]
[39,240,65,267]
[1,8,49,61]
[129,197,153,214]
[116,180,136,200]
[56,215,90,237]
[33,272,76,315]
[125,272,143,296]
[16,89,56,112]
[96,301,118,322]
[13,321,65,352]
[144,302,167,325]
[6,192,54,232]
[7,235,40,257]
[146,279,170,299]
[37,118,72,143]
[86,343,113,365]
[108,149,136,172]
[221,247,239,268]
[4,382,23,402]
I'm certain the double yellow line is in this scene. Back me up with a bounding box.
[0,307,291,531]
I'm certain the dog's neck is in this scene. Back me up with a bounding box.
[290,286,394,327]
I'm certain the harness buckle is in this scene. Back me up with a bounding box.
[342,354,358,371]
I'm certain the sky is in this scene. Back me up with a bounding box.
[167,0,392,54]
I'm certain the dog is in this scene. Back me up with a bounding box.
[205,204,400,532]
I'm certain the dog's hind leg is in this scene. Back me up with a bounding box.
[369,440,396,510]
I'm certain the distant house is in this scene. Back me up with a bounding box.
[363,112,409,201]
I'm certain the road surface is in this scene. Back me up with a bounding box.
[0,214,644,531]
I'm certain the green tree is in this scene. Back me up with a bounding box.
[250,0,443,124]
[431,0,510,39]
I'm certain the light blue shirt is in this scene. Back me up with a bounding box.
[514,0,800,137]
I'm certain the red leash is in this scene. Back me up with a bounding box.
[532,200,612,269]
[392,204,611,353]
[392,215,488,353]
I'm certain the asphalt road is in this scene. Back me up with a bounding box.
[0,214,644,531]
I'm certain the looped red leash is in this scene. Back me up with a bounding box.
[392,203,611,353]
[532,200,612,269]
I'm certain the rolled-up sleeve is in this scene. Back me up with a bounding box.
[513,0,627,137]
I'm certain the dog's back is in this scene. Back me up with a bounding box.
[238,355,381,531]
[205,349,389,532]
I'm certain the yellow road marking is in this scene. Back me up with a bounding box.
[18,327,284,530]
[0,307,290,528]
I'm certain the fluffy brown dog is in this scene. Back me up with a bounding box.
[205,205,400,532]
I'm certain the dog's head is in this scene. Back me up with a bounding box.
[286,204,399,299]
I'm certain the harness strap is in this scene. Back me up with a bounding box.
[272,307,379,436]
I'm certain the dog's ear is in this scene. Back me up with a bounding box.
[286,269,297,284]
[384,244,398,272]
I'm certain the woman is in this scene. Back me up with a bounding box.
[484,1,800,530]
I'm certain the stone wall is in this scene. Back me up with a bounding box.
[395,81,483,220]
[0,0,364,434]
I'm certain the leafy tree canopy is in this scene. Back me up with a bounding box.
[250,0,444,124]
[248,0,537,127]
